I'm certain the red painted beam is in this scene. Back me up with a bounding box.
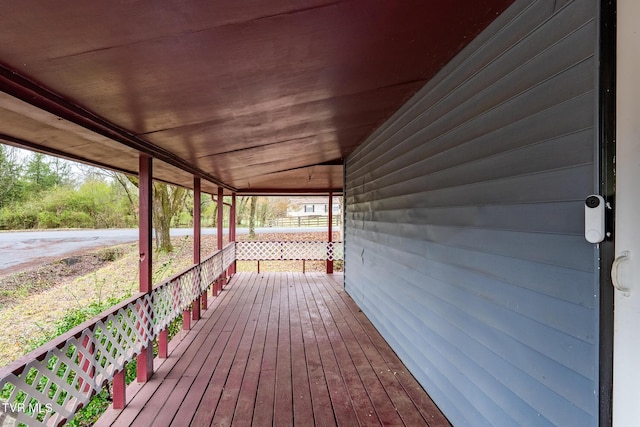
[193,177,201,320]
[137,154,154,382]
[235,189,343,196]
[230,193,237,276]
[217,187,224,294]
[217,187,224,251]
[327,192,333,274]
[0,65,235,192]
[139,155,152,294]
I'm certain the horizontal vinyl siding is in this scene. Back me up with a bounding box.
[344,1,599,426]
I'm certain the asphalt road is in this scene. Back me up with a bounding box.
[0,227,323,273]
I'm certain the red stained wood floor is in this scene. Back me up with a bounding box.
[96,272,450,427]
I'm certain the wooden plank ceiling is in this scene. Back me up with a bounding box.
[0,0,513,195]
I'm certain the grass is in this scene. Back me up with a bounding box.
[0,236,202,367]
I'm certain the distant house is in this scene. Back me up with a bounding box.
[287,197,341,218]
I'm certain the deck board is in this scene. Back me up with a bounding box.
[232,273,274,426]
[96,272,450,427]
[252,274,280,426]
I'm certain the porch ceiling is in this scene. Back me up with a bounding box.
[0,0,513,195]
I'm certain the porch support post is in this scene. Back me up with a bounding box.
[216,186,224,295]
[182,308,191,330]
[193,177,202,319]
[137,154,154,382]
[230,192,237,276]
[327,192,334,274]
[158,329,168,359]
[112,368,126,409]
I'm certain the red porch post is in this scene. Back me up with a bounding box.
[182,306,191,330]
[216,186,224,294]
[158,330,168,359]
[112,367,127,409]
[137,154,154,383]
[193,177,202,320]
[230,192,236,276]
[327,192,334,274]
[112,366,127,409]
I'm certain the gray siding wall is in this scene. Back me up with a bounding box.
[344,1,599,426]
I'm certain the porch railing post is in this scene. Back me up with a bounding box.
[158,329,168,359]
[193,177,202,319]
[183,306,191,330]
[112,368,126,409]
[216,186,224,295]
[327,192,334,274]
[230,192,236,276]
[137,154,154,382]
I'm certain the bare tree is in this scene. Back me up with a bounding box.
[248,195,257,239]
[113,173,139,223]
[119,174,188,252]
[236,196,250,226]
[152,183,187,252]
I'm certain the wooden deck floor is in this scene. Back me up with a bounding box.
[96,272,449,427]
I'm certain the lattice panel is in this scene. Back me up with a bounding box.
[200,255,214,291]
[236,241,343,261]
[151,281,182,335]
[213,252,223,277]
[328,241,343,262]
[0,295,154,427]
[176,267,199,310]
[222,244,235,270]
[200,251,224,293]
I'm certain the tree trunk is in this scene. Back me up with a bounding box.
[153,183,187,253]
[157,217,172,252]
[120,176,187,253]
[153,184,173,252]
[236,196,250,226]
[248,195,257,239]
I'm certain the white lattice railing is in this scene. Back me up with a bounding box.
[0,243,235,427]
[236,241,343,261]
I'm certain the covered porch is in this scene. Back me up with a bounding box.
[96,272,448,426]
[0,1,622,426]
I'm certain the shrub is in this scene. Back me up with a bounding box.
[97,247,125,262]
